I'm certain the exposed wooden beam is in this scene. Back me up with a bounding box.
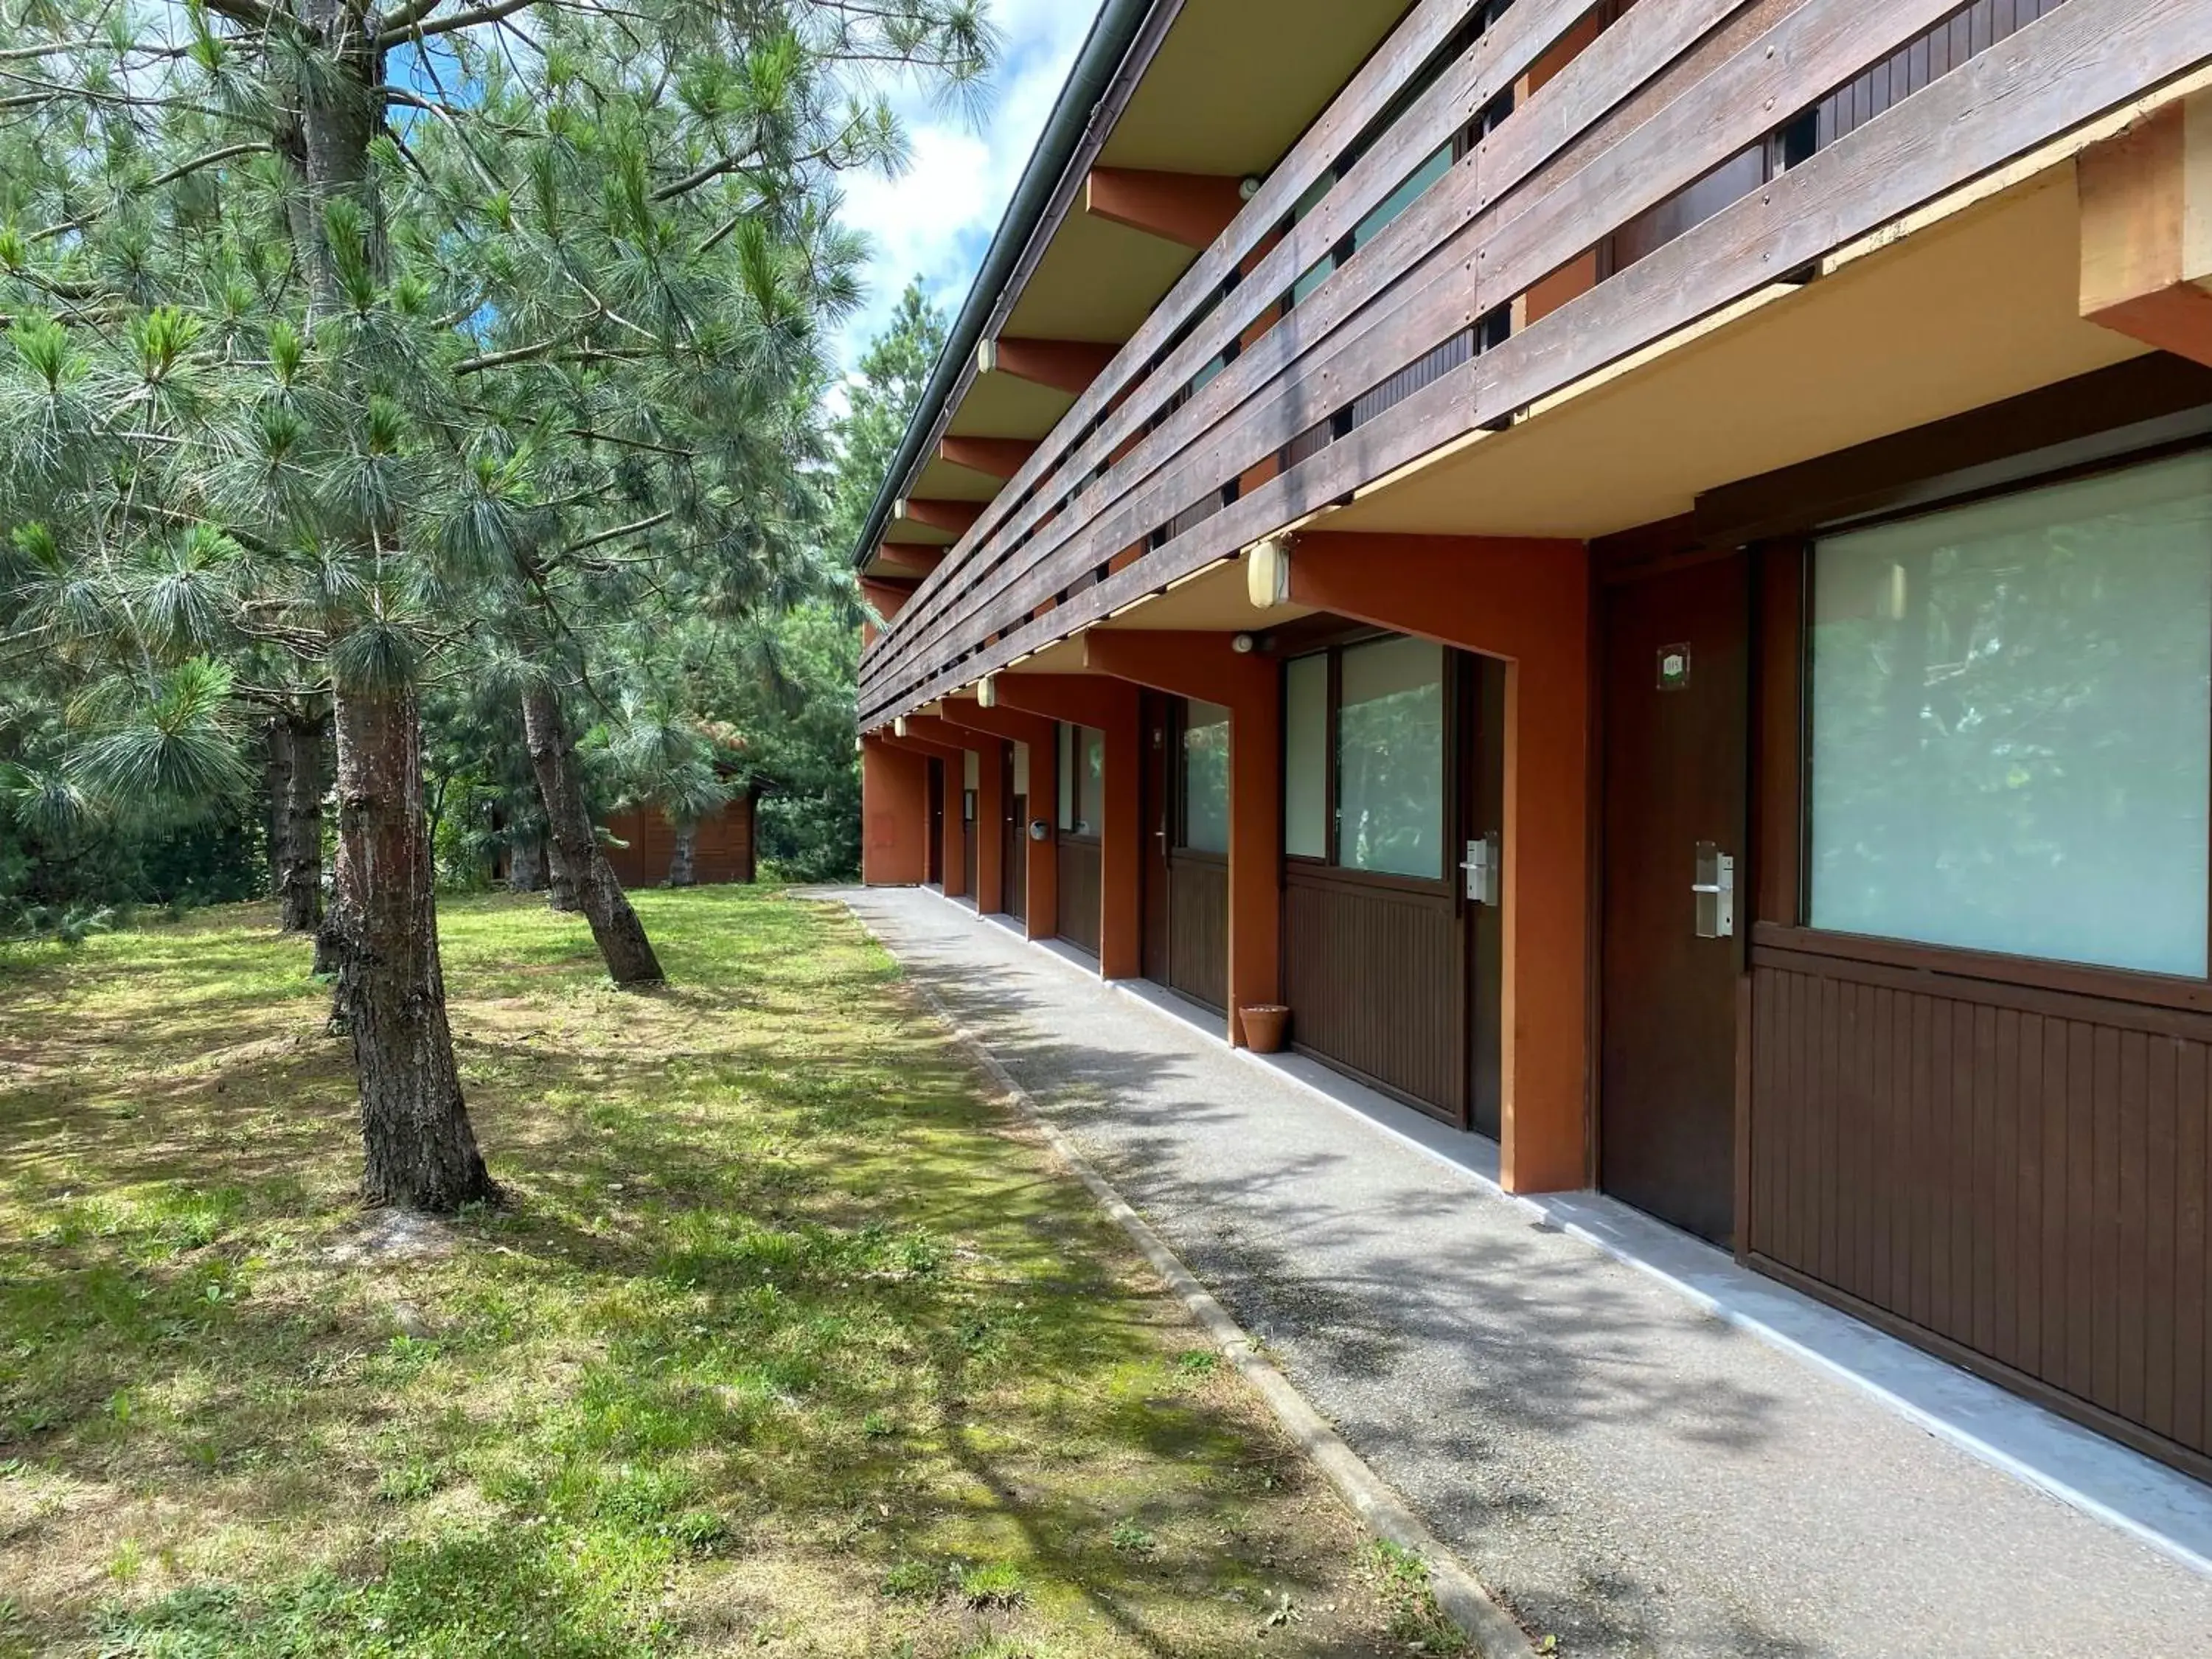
[2079,89,2212,368]
[1085,166,1247,251]
[938,435,1039,479]
[978,335,1119,397]
[894,497,985,538]
[860,577,918,620]
[877,543,947,577]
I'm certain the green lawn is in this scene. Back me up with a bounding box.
[0,888,1451,1657]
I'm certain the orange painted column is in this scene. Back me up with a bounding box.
[879,731,969,894]
[898,721,1013,916]
[973,734,1009,914]
[1287,532,1592,1194]
[995,675,1144,980]
[935,702,1060,943]
[942,756,967,900]
[894,717,973,902]
[1082,633,1281,1046]
[860,735,930,886]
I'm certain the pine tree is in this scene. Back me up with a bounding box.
[0,0,994,1210]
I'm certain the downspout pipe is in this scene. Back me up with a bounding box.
[846,0,1164,571]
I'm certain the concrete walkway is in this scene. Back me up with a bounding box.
[832,885,2212,1658]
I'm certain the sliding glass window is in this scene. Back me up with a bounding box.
[1281,635,1447,881]
[1055,723,1106,837]
[1808,451,2212,977]
[1179,702,1231,855]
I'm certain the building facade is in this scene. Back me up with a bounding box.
[853,0,2212,1483]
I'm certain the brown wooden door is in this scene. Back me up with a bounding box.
[1601,552,1749,1245]
[1141,692,1172,984]
[1002,745,1026,922]
[961,788,978,899]
[926,759,944,886]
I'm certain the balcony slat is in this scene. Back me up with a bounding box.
[865,0,2206,722]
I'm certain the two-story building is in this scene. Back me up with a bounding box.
[853,0,2212,1485]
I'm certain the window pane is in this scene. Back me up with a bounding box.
[1810,453,2212,977]
[1354,143,1453,250]
[1290,251,1336,308]
[1284,655,1329,858]
[1056,723,1076,832]
[1181,700,1231,855]
[1338,637,1444,878]
[1077,726,1105,835]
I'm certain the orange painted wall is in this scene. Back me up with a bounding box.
[995,675,1144,980]
[1289,533,1593,1195]
[935,703,1060,942]
[861,737,930,886]
[1082,632,1282,1046]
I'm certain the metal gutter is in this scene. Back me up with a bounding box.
[846,0,1175,571]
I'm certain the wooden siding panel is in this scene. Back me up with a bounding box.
[1168,858,1228,1012]
[1059,839,1103,957]
[600,799,756,890]
[1283,869,1463,1121]
[1749,955,2212,1472]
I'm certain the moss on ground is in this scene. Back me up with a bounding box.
[0,888,1417,1656]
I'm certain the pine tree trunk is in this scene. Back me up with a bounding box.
[265,717,294,906]
[328,678,493,1212]
[668,820,698,888]
[545,836,580,911]
[277,710,327,933]
[521,683,664,985]
[508,834,545,893]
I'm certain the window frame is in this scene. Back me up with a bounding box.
[1172,698,1233,860]
[1056,720,1106,843]
[1281,629,1457,891]
[1786,434,2212,989]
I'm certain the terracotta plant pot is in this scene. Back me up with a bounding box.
[1239,1004,1291,1054]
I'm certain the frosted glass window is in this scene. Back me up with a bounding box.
[1338,637,1444,879]
[1180,700,1231,855]
[1057,723,1077,831]
[1076,726,1105,835]
[1809,453,2212,977]
[1284,654,1329,858]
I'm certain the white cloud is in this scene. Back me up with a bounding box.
[829,0,1098,385]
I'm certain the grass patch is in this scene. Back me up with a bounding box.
[0,888,1413,1655]
[1366,1540,1470,1654]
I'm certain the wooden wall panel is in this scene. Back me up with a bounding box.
[1058,839,1103,956]
[1749,946,2212,1474]
[601,799,757,890]
[1284,868,1464,1121]
[1168,857,1229,1013]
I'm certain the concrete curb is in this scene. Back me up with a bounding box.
[848,910,1536,1659]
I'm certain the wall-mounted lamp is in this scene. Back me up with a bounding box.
[1238,175,1263,201]
[1231,633,1256,655]
[978,674,998,709]
[1246,532,1292,610]
[894,716,909,739]
[1028,818,1050,842]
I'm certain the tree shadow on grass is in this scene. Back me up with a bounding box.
[1,889,1404,1657]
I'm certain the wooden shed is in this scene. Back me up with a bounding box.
[600,791,758,888]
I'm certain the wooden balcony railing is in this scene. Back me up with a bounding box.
[859,0,2209,728]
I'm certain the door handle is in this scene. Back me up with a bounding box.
[1461,832,1500,907]
[1692,841,1735,939]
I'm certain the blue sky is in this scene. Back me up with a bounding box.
[830,0,1097,382]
